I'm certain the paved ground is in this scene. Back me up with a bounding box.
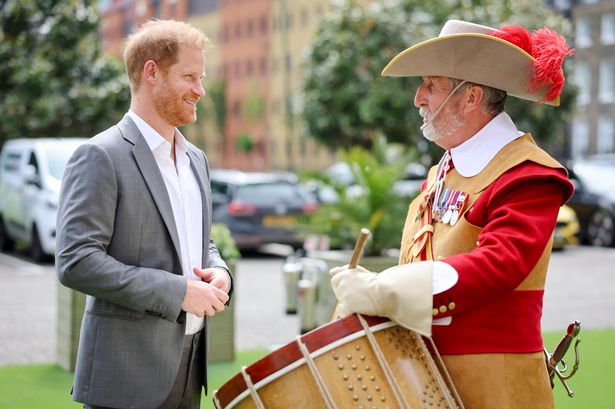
[0,252,56,366]
[542,245,615,331]
[0,245,614,366]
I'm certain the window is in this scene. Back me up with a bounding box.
[286,13,293,30]
[188,0,217,15]
[597,115,615,153]
[28,152,40,176]
[210,181,230,207]
[285,55,292,71]
[599,59,615,103]
[235,21,242,41]
[576,16,593,48]
[247,19,254,37]
[260,16,268,34]
[554,0,571,9]
[272,99,280,114]
[46,144,81,179]
[152,0,160,18]
[236,183,310,206]
[232,100,242,117]
[234,60,241,79]
[301,8,309,27]
[574,62,591,105]
[1,151,21,173]
[246,59,253,77]
[221,24,228,43]
[572,119,589,156]
[602,13,615,44]
[123,18,133,37]
[272,57,278,74]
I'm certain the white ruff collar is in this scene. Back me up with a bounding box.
[450,112,524,177]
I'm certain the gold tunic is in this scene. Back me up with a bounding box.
[399,134,565,409]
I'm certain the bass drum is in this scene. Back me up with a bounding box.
[214,314,463,409]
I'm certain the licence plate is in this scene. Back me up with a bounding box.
[262,215,297,227]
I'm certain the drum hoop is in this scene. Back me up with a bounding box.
[220,320,397,409]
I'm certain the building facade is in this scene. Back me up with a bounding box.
[570,0,615,156]
[546,0,615,157]
[98,0,334,171]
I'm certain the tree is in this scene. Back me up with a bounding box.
[301,0,574,154]
[306,136,413,255]
[0,0,130,145]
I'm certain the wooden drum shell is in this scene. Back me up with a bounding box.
[214,314,462,409]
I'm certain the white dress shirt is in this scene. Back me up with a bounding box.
[128,110,204,335]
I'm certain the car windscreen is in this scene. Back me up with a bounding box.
[574,161,615,196]
[46,144,81,179]
[235,183,310,206]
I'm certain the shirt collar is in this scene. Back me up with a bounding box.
[127,110,188,157]
[450,112,524,177]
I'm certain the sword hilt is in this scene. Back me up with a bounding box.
[545,320,581,398]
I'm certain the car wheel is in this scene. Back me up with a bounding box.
[30,224,46,262]
[0,216,15,252]
[587,210,615,247]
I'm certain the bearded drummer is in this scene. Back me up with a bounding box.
[330,20,575,409]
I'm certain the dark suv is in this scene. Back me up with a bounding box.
[566,155,615,247]
[210,169,318,251]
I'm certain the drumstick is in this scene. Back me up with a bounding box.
[330,228,371,321]
[348,228,371,269]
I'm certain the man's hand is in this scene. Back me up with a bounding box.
[329,261,435,336]
[181,278,229,317]
[193,267,231,293]
[330,267,380,317]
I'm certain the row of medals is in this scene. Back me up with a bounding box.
[433,187,468,226]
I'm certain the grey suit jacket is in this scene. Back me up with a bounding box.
[56,115,231,408]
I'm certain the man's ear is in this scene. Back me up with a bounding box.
[143,60,157,85]
[463,85,484,113]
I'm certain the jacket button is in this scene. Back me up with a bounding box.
[439,305,448,314]
[448,302,456,310]
[432,308,439,317]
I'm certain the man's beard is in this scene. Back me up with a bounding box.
[419,106,465,143]
[153,78,197,127]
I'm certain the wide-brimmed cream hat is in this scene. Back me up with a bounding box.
[382,20,573,106]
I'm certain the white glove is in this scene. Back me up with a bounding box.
[330,261,434,336]
[329,264,369,276]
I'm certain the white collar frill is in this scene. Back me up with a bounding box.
[450,112,524,177]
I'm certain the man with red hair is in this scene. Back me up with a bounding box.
[57,20,232,409]
[331,20,574,408]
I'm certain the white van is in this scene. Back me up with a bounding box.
[0,138,88,261]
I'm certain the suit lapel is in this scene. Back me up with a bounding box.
[118,116,183,265]
[186,147,210,268]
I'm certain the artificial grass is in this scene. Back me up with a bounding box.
[543,328,614,409]
[202,349,268,409]
[0,330,612,408]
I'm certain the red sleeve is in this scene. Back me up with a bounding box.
[439,162,573,312]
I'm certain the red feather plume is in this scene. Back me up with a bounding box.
[490,24,574,103]
[530,28,575,102]
[491,25,534,56]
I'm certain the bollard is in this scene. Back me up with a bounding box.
[282,258,303,314]
[297,278,317,334]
